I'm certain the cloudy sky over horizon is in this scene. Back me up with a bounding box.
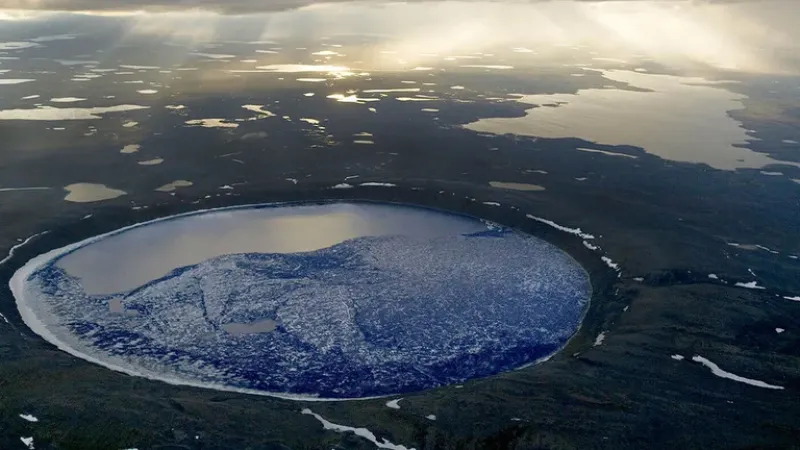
[1,0,797,75]
[0,0,796,14]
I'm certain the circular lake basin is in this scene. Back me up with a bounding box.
[11,202,590,400]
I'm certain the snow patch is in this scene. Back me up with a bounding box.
[19,414,38,422]
[783,296,800,302]
[50,97,86,103]
[386,398,403,409]
[1,231,49,266]
[671,354,685,361]
[482,202,500,207]
[426,414,437,420]
[692,355,783,390]
[775,328,784,334]
[708,274,719,280]
[582,241,599,251]
[593,331,607,347]
[735,281,765,290]
[332,183,353,189]
[601,256,620,271]
[526,215,595,240]
[301,409,414,450]
[21,437,34,449]
[360,182,396,187]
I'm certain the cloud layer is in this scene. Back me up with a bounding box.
[0,0,768,15]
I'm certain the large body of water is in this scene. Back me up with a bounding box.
[12,202,590,399]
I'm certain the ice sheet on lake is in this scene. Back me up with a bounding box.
[185,119,238,128]
[328,94,379,104]
[461,65,513,70]
[242,105,276,117]
[363,88,420,93]
[50,97,86,103]
[302,409,414,450]
[0,105,148,121]
[0,79,35,85]
[691,355,783,390]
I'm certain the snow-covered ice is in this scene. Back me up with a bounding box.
[11,203,589,399]
[691,355,783,390]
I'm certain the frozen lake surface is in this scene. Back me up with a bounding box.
[12,202,590,399]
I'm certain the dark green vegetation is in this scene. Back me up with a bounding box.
[1,150,799,449]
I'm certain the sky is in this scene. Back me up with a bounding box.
[1,1,798,74]
[0,0,796,15]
